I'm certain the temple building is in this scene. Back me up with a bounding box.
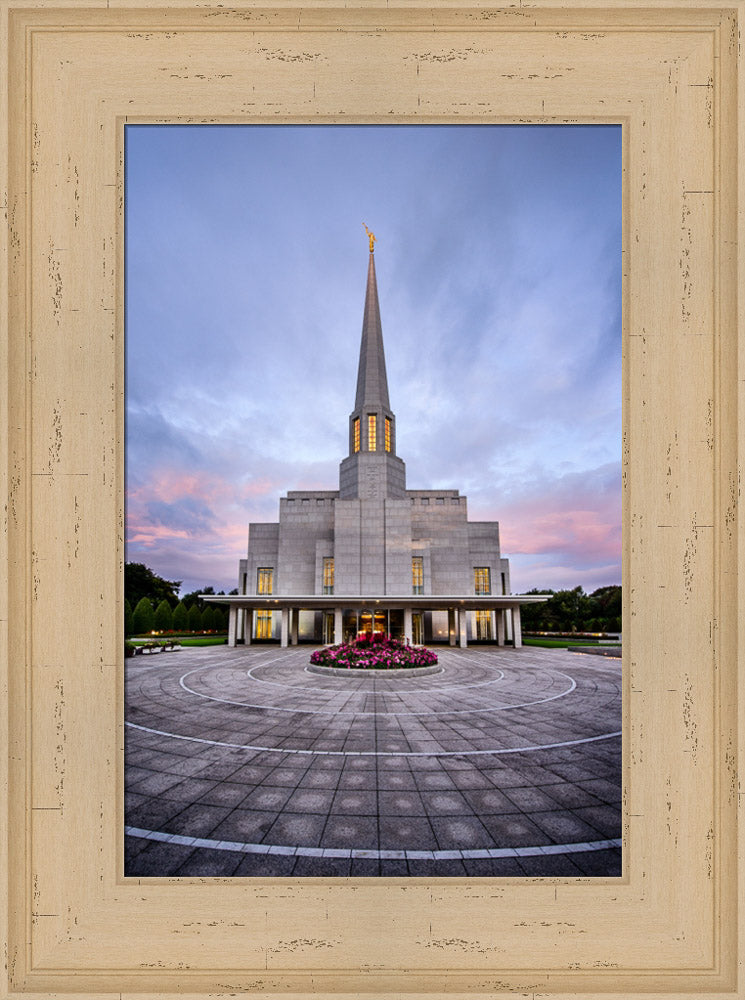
[209,233,546,647]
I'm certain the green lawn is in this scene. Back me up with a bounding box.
[523,637,620,650]
[177,636,228,647]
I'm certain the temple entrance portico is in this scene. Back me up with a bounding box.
[208,594,547,649]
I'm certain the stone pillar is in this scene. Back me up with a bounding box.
[505,608,513,643]
[290,608,299,646]
[448,608,456,646]
[490,610,497,644]
[245,609,253,646]
[513,605,522,648]
[227,605,237,647]
[496,609,505,646]
[458,608,468,648]
[334,607,342,644]
[280,607,289,648]
[404,607,413,644]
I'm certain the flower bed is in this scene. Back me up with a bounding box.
[310,633,438,670]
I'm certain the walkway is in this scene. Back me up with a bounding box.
[125,645,622,877]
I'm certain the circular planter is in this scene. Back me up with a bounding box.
[307,663,443,677]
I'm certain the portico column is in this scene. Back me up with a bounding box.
[496,609,505,646]
[403,607,413,644]
[513,606,522,648]
[227,605,237,647]
[505,608,513,643]
[448,608,456,646]
[334,607,342,644]
[280,607,289,647]
[245,609,253,645]
[458,608,468,648]
[290,608,299,646]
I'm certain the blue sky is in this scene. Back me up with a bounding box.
[125,124,622,596]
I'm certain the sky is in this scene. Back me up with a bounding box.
[125,124,622,597]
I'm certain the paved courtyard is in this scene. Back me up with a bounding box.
[125,644,622,877]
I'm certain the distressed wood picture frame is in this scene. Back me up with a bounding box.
[1,2,742,997]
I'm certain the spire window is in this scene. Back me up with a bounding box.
[385,417,391,452]
[257,568,273,595]
[367,414,377,451]
[353,418,360,453]
[474,567,491,595]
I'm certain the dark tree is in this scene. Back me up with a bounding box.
[181,585,215,611]
[201,606,215,631]
[187,604,202,632]
[125,562,181,609]
[132,597,155,635]
[154,599,173,632]
[124,599,134,637]
[172,601,189,632]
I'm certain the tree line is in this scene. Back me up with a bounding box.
[519,585,621,634]
[124,562,235,637]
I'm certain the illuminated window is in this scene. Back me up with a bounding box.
[257,567,273,595]
[475,610,492,640]
[256,610,272,639]
[385,417,391,452]
[368,414,377,451]
[412,556,423,595]
[474,567,491,595]
[323,557,334,595]
[353,417,360,453]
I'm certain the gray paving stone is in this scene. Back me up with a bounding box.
[125,645,622,877]
[266,812,327,847]
[321,815,378,848]
[175,848,245,877]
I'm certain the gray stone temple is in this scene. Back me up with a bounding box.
[209,235,546,647]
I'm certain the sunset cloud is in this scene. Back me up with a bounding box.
[126,124,621,596]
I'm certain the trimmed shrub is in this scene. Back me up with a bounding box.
[124,599,134,637]
[187,604,202,632]
[132,597,155,635]
[172,601,189,631]
[154,599,173,632]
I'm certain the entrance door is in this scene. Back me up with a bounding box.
[322,612,335,645]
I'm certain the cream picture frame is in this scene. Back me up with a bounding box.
[1,2,742,997]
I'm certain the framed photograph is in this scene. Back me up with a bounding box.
[123,122,623,882]
[2,1,741,997]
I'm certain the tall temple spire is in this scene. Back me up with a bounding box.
[338,233,407,500]
[354,246,391,411]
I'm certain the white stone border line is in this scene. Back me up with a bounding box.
[124,825,622,863]
[124,720,622,757]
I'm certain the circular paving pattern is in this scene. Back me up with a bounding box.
[125,645,622,877]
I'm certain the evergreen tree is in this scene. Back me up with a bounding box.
[124,599,134,637]
[132,597,155,635]
[201,606,215,631]
[154,599,173,632]
[187,604,202,632]
[172,601,189,632]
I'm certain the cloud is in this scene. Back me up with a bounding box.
[125,124,622,596]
